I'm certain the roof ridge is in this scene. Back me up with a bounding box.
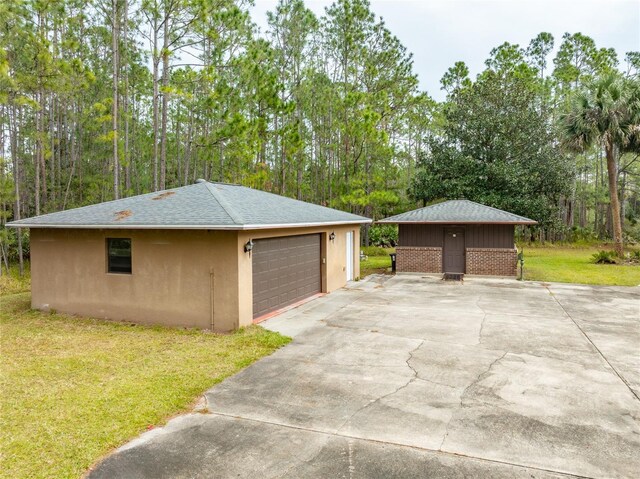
[407,200,452,213]
[377,198,537,224]
[433,199,533,221]
[464,199,533,221]
[202,182,245,225]
[7,181,372,229]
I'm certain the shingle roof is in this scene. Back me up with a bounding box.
[378,200,537,224]
[7,181,371,230]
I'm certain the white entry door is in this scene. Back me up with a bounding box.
[345,231,354,281]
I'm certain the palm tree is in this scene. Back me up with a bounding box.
[560,73,640,256]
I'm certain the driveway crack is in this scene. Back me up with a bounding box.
[414,377,459,389]
[476,298,488,346]
[335,339,425,433]
[439,351,508,451]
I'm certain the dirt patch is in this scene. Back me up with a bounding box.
[151,191,176,201]
[114,210,132,221]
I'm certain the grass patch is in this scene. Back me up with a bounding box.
[0,293,290,479]
[0,262,31,296]
[519,245,640,286]
[360,247,395,277]
[361,246,392,257]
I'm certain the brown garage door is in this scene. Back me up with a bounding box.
[252,234,321,319]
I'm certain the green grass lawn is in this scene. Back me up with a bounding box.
[358,244,640,286]
[519,245,640,286]
[360,246,395,277]
[1,242,635,478]
[0,293,290,479]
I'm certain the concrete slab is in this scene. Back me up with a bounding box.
[88,275,640,479]
[89,414,569,479]
[546,283,640,399]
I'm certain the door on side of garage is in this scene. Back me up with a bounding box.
[443,227,465,273]
[252,234,322,319]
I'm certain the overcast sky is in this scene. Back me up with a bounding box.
[250,0,640,100]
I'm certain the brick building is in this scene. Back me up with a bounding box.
[378,200,536,277]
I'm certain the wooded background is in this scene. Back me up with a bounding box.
[1,0,639,267]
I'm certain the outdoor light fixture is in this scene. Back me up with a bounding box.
[244,240,254,253]
[329,232,336,242]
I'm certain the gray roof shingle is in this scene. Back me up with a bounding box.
[378,200,536,224]
[7,181,371,229]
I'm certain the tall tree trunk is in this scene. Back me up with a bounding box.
[35,79,42,215]
[619,170,626,228]
[567,185,575,229]
[123,0,131,194]
[605,141,623,256]
[183,108,193,185]
[112,0,120,199]
[34,10,47,215]
[296,103,303,200]
[63,105,79,210]
[160,14,169,190]
[9,103,24,275]
[594,151,599,236]
[152,6,160,191]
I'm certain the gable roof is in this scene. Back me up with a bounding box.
[7,181,371,230]
[378,200,537,225]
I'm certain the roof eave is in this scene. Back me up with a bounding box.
[5,219,372,230]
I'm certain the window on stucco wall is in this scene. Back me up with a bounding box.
[107,238,132,274]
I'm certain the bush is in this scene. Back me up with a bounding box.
[591,250,618,264]
[567,226,597,243]
[367,224,398,247]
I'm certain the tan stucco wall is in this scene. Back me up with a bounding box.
[30,224,362,331]
[237,224,360,327]
[30,228,240,332]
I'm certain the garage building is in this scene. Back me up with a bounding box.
[7,180,370,331]
[378,200,536,276]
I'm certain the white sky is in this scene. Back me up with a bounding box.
[250,0,640,100]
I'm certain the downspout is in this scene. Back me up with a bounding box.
[209,268,215,331]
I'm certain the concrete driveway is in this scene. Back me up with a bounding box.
[89,275,640,479]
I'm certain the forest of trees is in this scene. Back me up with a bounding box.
[1,0,639,269]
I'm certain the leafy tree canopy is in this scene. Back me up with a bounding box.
[410,70,573,227]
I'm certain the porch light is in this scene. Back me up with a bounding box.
[329,232,336,242]
[244,240,254,253]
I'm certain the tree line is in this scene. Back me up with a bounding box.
[410,34,640,256]
[1,0,639,271]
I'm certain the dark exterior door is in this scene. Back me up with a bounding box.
[443,228,465,273]
[252,234,321,319]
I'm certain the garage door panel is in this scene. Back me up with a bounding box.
[252,234,321,318]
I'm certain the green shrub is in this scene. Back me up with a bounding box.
[367,224,398,247]
[591,250,618,264]
[567,226,597,243]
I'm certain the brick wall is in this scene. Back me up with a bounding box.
[396,247,442,273]
[466,248,517,276]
